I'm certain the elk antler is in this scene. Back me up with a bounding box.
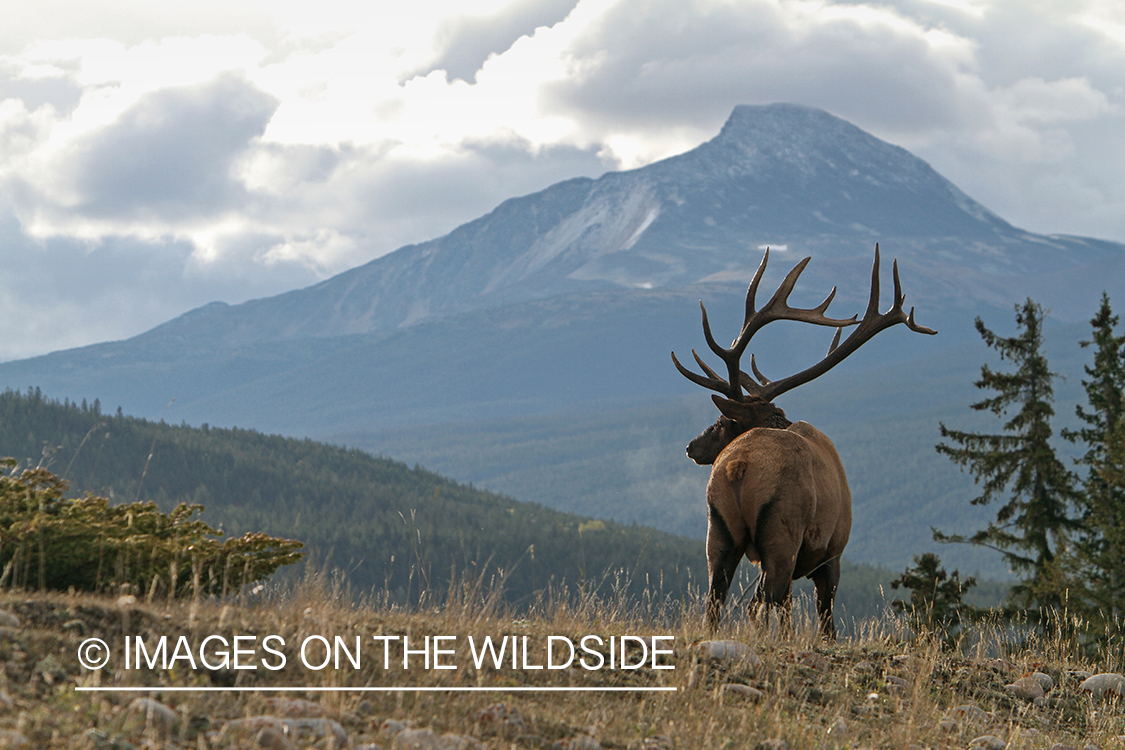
[671,244,936,402]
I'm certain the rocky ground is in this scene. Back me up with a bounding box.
[0,585,1122,749]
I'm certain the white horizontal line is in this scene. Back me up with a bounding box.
[75,686,677,692]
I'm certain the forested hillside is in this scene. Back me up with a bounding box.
[0,388,709,605]
[0,388,998,622]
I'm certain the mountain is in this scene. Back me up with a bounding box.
[2,103,1122,579]
[106,103,1122,352]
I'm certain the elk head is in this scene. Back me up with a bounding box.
[673,244,936,463]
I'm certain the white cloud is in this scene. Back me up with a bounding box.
[0,0,1122,358]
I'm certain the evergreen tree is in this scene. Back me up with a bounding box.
[935,299,1079,612]
[890,552,977,641]
[1063,293,1125,627]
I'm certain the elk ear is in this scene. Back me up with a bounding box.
[711,394,744,419]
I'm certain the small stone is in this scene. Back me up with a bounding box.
[390,729,478,750]
[694,640,761,666]
[380,719,409,737]
[947,704,988,725]
[969,736,1006,750]
[126,697,179,733]
[722,683,765,701]
[0,611,19,629]
[286,717,348,745]
[1080,673,1125,697]
[1032,671,1054,691]
[1005,676,1045,701]
[223,717,287,741]
[256,728,297,750]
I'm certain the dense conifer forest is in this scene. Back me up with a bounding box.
[0,388,950,622]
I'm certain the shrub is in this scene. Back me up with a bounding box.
[0,458,302,597]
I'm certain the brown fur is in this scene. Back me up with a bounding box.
[691,396,851,639]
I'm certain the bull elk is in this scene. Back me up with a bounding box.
[672,245,935,639]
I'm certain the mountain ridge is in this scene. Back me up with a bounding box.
[101,103,1120,355]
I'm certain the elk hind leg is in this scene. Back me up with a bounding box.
[705,504,747,632]
[749,506,797,633]
[810,556,841,641]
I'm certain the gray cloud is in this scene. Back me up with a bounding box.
[422,0,580,83]
[0,209,318,361]
[0,71,83,115]
[69,74,278,220]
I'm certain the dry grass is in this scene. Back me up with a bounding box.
[0,572,1123,749]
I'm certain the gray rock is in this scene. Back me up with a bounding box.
[126,697,179,733]
[722,683,765,701]
[0,611,19,629]
[255,727,297,750]
[1005,676,1045,701]
[1079,673,1125,697]
[380,720,410,737]
[223,716,347,746]
[969,736,1006,750]
[693,640,761,666]
[947,704,988,725]
[391,729,482,750]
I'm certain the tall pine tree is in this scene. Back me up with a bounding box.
[935,299,1079,612]
[1063,293,1125,627]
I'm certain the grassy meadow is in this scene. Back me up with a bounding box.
[1,570,1122,749]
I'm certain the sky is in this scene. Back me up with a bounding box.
[1,0,1123,361]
